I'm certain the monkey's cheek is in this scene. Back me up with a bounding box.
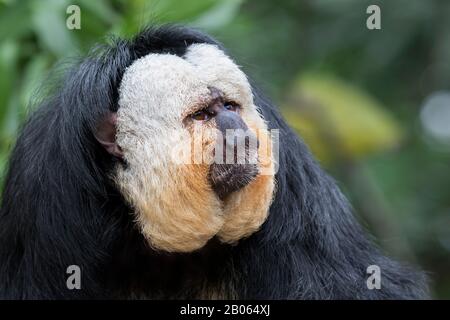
[140,173,225,252]
[216,172,275,244]
[117,163,225,253]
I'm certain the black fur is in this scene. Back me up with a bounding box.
[0,25,428,299]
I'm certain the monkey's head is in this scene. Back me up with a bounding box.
[95,43,275,252]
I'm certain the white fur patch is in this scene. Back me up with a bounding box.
[115,44,274,252]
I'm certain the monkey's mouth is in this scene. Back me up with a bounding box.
[208,125,260,200]
[209,163,259,200]
[208,129,260,200]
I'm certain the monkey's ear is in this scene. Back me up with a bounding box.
[95,112,124,159]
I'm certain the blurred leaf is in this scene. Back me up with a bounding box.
[1,91,20,147]
[0,41,18,132]
[0,1,31,42]
[118,0,220,36]
[31,0,78,57]
[283,73,403,163]
[20,54,51,112]
[149,0,219,22]
[78,0,119,25]
[192,0,243,30]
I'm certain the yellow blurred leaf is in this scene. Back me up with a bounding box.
[282,73,403,163]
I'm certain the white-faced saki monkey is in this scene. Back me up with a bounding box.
[0,26,428,299]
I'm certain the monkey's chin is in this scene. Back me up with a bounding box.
[215,169,275,244]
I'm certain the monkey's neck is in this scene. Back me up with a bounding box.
[106,229,236,299]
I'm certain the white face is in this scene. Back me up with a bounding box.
[114,44,275,252]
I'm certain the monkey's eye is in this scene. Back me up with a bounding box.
[224,101,239,112]
[191,109,210,121]
[224,102,239,112]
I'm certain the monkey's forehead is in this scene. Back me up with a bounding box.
[118,44,253,117]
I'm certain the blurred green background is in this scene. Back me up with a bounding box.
[0,0,449,298]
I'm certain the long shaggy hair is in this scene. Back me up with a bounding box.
[0,25,428,299]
